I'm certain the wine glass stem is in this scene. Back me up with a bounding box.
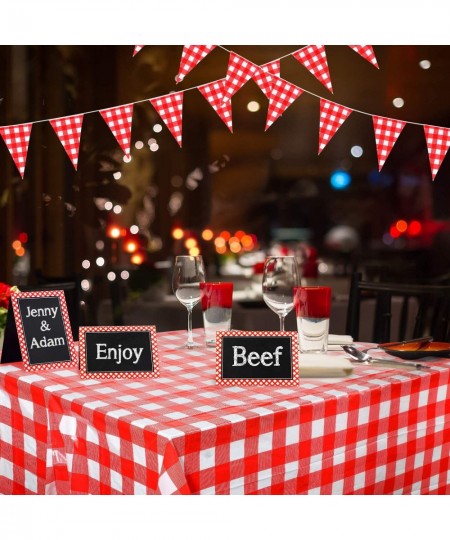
[279,315,285,332]
[187,307,194,346]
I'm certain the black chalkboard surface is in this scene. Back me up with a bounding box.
[9,290,77,371]
[79,325,159,380]
[216,330,299,386]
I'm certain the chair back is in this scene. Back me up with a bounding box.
[346,272,450,343]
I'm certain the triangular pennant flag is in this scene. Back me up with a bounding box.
[292,45,333,93]
[176,45,216,83]
[49,114,84,170]
[424,125,450,180]
[133,46,144,57]
[0,123,32,178]
[261,60,281,78]
[149,92,184,147]
[252,66,274,99]
[372,116,406,170]
[318,99,353,154]
[100,104,134,157]
[265,77,303,131]
[222,53,258,104]
[198,79,233,132]
[349,46,379,69]
[223,53,275,103]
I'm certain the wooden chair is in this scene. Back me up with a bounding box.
[345,272,450,343]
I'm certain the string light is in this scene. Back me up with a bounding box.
[202,229,214,241]
[81,260,90,269]
[107,272,116,281]
[172,227,184,240]
[96,257,105,267]
[107,226,121,239]
[81,279,91,291]
[113,205,122,214]
[130,225,139,234]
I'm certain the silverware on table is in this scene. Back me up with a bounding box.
[342,345,430,370]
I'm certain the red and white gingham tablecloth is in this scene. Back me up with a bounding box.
[1,330,449,494]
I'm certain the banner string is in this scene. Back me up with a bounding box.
[1,46,446,131]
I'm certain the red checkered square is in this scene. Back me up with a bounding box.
[100,104,134,157]
[349,46,379,69]
[176,45,216,83]
[198,79,233,132]
[261,60,281,78]
[49,114,84,170]
[0,123,32,178]
[318,99,353,154]
[223,53,258,104]
[292,45,333,93]
[372,116,406,170]
[133,46,144,57]
[424,125,450,180]
[265,76,303,130]
[149,92,184,148]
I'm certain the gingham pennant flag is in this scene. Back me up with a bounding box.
[372,116,406,170]
[223,53,258,104]
[176,45,216,83]
[198,79,233,132]
[0,123,32,178]
[318,99,353,154]
[133,46,144,57]
[424,125,450,180]
[150,92,184,147]
[261,60,281,78]
[292,45,333,93]
[100,104,134,157]
[265,77,303,130]
[49,114,84,170]
[349,46,379,69]
[252,66,274,99]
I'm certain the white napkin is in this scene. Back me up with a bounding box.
[299,353,354,378]
[327,334,353,351]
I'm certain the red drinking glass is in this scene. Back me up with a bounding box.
[294,286,331,318]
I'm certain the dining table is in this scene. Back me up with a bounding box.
[0,329,449,495]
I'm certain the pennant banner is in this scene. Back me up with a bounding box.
[266,77,303,131]
[0,123,32,178]
[133,46,144,57]
[100,104,134,157]
[150,92,184,147]
[318,99,352,154]
[198,79,233,132]
[372,116,406,171]
[176,45,216,83]
[50,114,84,170]
[424,126,450,181]
[292,45,333,93]
[4,45,450,181]
[349,46,379,69]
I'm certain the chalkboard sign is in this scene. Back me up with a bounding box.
[79,325,159,380]
[10,290,77,372]
[216,330,299,386]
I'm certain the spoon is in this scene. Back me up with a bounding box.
[342,345,430,370]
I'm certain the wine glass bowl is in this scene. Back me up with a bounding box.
[172,255,206,348]
[262,256,299,331]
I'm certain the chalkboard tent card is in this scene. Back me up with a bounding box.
[215,330,299,386]
[9,290,77,372]
[79,325,159,380]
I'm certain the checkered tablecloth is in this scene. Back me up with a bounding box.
[1,330,450,494]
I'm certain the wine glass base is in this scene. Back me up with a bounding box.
[173,341,204,350]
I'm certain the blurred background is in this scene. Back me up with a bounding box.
[1,45,450,330]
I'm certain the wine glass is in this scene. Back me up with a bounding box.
[172,255,206,348]
[262,256,299,331]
